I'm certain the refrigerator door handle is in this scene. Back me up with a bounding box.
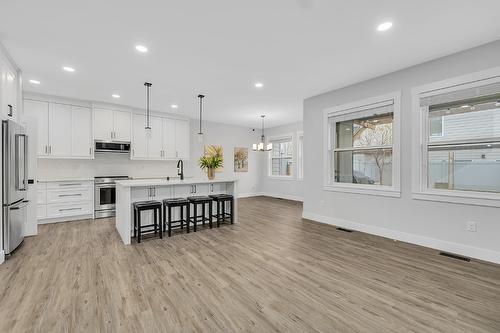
[15,134,28,191]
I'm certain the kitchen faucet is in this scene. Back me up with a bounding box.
[177,159,184,180]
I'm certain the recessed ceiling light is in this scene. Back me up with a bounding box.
[254,82,263,88]
[29,79,41,85]
[63,66,75,72]
[495,101,500,107]
[135,45,148,53]
[461,104,469,108]
[377,21,393,32]
[112,94,120,99]
[171,104,178,109]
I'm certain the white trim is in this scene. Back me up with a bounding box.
[297,131,304,180]
[236,192,262,198]
[411,67,500,206]
[261,192,303,202]
[302,211,500,265]
[324,184,401,197]
[268,133,295,178]
[323,91,402,197]
[0,250,4,265]
[38,214,93,225]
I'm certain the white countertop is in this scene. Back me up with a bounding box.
[115,178,237,188]
[38,178,94,182]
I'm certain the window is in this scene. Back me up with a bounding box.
[270,136,293,177]
[425,89,500,193]
[413,68,500,207]
[297,132,304,180]
[324,92,401,196]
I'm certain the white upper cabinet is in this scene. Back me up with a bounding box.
[23,100,49,156]
[94,108,131,142]
[131,114,148,159]
[24,100,92,159]
[48,103,72,157]
[93,108,113,141]
[175,119,190,159]
[71,106,92,157]
[131,114,190,161]
[148,116,163,159]
[1,57,19,121]
[162,118,176,159]
[113,110,131,142]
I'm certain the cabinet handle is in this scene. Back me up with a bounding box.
[7,104,13,117]
[59,183,82,186]
[194,185,197,193]
[59,207,82,212]
[58,194,82,197]
[132,149,135,157]
[45,146,48,154]
[89,147,92,155]
[176,151,178,158]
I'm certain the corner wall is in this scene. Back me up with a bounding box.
[303,39,500,264]
[258,122,303,201]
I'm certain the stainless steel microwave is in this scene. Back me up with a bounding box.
[95,141,130,154]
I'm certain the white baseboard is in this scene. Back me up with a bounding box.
[237,192,262,198]
[302,211,500,265]
[260,192,303,202]
[38,214,93,225]
[0,250,4,265]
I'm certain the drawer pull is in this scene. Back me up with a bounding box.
[59,183,82,187]
[58,194,82,197]
[59,207,82,212]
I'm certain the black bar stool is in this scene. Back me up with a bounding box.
[209,194,234,227]
[133,200,162,243]
[163,198,190,237]
[188,196,213,232]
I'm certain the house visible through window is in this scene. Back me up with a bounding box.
[429,116,443,137]
[270,137,293,177]
[328,104,395,187]
[425,91,500,193]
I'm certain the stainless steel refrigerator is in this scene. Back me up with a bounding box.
[2,120,28,255]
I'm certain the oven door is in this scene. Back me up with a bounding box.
[94,185,116,211]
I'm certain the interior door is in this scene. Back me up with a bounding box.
[23,100,48,156]
[148,116,163,159]
[131,114,148,158]
[162,118,176,159]
[71,106,92,157]
[113,110,131,142]
[93,108,113,141]
[48,103,72,157]
[175,119,190,159]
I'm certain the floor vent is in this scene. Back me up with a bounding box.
[336,227,353,233]
[439,252,471,262]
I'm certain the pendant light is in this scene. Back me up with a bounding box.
[253,115,272,151]
[144,82,152,130]
[197,94,205,143]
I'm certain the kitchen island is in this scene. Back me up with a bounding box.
[115,178,238,244]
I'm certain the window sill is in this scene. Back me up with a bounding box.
[268,176,295,181]
[323,184,401,197]
[413,190,500,207]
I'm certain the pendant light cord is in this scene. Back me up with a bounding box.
[144,82,152,129]
[198,94,205,135]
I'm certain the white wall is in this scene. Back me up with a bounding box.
[258,122,303,201]
[187,119,262,197]
[303,39,500,264]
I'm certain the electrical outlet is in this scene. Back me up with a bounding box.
[466,221,477,232]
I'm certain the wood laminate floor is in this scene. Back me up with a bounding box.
[0,196,499,332]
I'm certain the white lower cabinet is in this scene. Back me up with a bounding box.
[37,180,94,223]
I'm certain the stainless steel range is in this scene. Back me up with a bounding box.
[94,176,129,218]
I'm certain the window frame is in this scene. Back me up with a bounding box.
[268,133,295,179]
[297,131,304,181]
[411,66,500,207]
[323,91,401,197]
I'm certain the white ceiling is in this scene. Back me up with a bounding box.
[1,0,500,128]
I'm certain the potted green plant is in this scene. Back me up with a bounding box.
[199,145,223,180]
